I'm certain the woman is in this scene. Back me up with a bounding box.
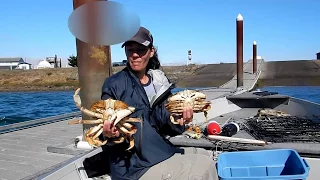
[100,27,216,180]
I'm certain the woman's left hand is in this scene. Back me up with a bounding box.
[176,105,193,126]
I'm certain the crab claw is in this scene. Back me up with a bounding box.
[109,113,117,125]
[170,115,180,125]
[73,88,103,119]
[113,109,135,125]
[73,88,82,109]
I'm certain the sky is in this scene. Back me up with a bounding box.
[0,0,319,67]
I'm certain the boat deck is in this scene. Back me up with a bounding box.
[0,60,264,180]
[0,117,85,180]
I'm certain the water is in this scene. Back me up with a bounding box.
[0,91,78,126]
[261,86,320,104]
[0,86,319,126]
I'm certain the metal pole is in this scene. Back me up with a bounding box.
[253,41,257,74]
[72,0,112,133]
[236,13,243,87]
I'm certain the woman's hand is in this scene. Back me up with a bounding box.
[102,120,120,138]
[175,105,193,126]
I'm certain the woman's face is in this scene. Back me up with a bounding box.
[125,42,154,73]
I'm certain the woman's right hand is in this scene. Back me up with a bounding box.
[103,120,120,138]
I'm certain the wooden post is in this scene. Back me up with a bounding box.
[72,0,112,133]
[54,54,58,68]
[236,13,244,87]
[253,41,257,74]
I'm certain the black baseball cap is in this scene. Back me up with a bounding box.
[121,26,153,48]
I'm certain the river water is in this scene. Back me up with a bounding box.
[0,86,319,126]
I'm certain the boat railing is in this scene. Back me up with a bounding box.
[0,111,81,134]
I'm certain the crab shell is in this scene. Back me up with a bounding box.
[165,90,211,124]
[168,90,207,105]
[68,88,141,150]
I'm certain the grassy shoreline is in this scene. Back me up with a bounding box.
[0,65,204,92]
[2,62,319,93]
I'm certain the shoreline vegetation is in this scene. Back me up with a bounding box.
[1,60,320,93]
[0,65,205,92]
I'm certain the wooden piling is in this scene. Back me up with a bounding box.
[236,14,244,87]
[253,41,257,74]
[72,0,112,133]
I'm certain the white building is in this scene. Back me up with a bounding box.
[37,59,53,69]
[16,62,32,70]
[0,57,25,70]
[251,56,263,60]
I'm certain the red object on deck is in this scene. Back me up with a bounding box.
[207,121,221,135]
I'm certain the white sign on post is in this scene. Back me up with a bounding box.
[188,50,192,65]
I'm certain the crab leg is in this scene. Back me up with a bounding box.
[166,105,211,113]
[193,104,211,108]
[124,117,141,123]
[79,108,104,119]
[84,129,107,147]
[97,140,108,146]
[116,124,137,136]
[85,135,108,147]
[194,104,211,109]
[122,122,134,129]
[126,136,135,151]
[113,136,125,144]
[166,107,185,111]
[92,128,103,140]
[84,136,98,147]
[68,119,104,125]
[85,125,109,147]
[169,112,183,116]
[85,125,103,137]
[194,98,206,101]
[194,102,210,107]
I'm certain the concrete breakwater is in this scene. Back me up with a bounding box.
[176,63,237,87]
[257,60,320,87]
[177,60,320,88]
[0,60,319,92]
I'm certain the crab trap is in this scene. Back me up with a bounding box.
[242,115,320,143]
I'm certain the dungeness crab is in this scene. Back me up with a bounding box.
[183,124,203,139]
[68,88,141,150]
[165,89,211,124]
[256,108,291,117]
